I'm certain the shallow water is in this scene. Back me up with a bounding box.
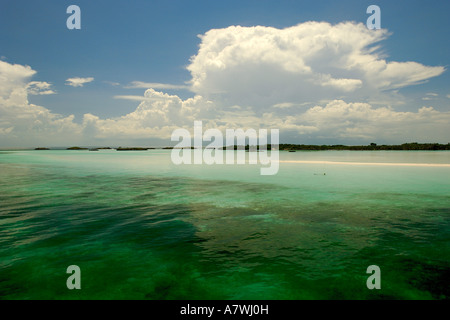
[0,150,449,299]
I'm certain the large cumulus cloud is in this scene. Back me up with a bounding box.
[0,61,79,146]
[187,21,444,111]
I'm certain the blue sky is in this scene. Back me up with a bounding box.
[0,0,449,147]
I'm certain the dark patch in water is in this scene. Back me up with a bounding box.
[401,259,450,299]
[145,282,173,299]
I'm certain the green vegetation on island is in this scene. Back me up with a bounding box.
[40,143,450,152]
[67,147,88,150]
[278,142,450,151]
[212,142,450,151]
[116,147,152,151]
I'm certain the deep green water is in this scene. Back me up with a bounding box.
[0,150,449,300]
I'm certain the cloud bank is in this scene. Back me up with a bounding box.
[0,22,448,147]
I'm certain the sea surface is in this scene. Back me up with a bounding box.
[0,150,449,299]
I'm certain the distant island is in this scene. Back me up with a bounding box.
[67,147,88,150]
[65,147,155,151]
[30,143,449,152]
[219,142,450,151]
[116,147,155,151]
[277,142,450,151]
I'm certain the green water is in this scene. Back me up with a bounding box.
[0,150,449,299]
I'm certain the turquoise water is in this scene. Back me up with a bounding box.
[0,150,449,299]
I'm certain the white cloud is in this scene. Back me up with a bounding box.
[0,61,79,146]
[273,102,312,109]
[87,89,215,139]
[295,100,450,142]
[422,92,439,101]
[0,60,36,106]
[27,81,56,95]
[86,94,450,144]
[113,95,165,102]
[187,22,445,110]
[125,81,189,90]
[319,76,362,92]
[273,102,295,109]
[65,77,94,87]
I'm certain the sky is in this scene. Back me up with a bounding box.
[0,0,449,147]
